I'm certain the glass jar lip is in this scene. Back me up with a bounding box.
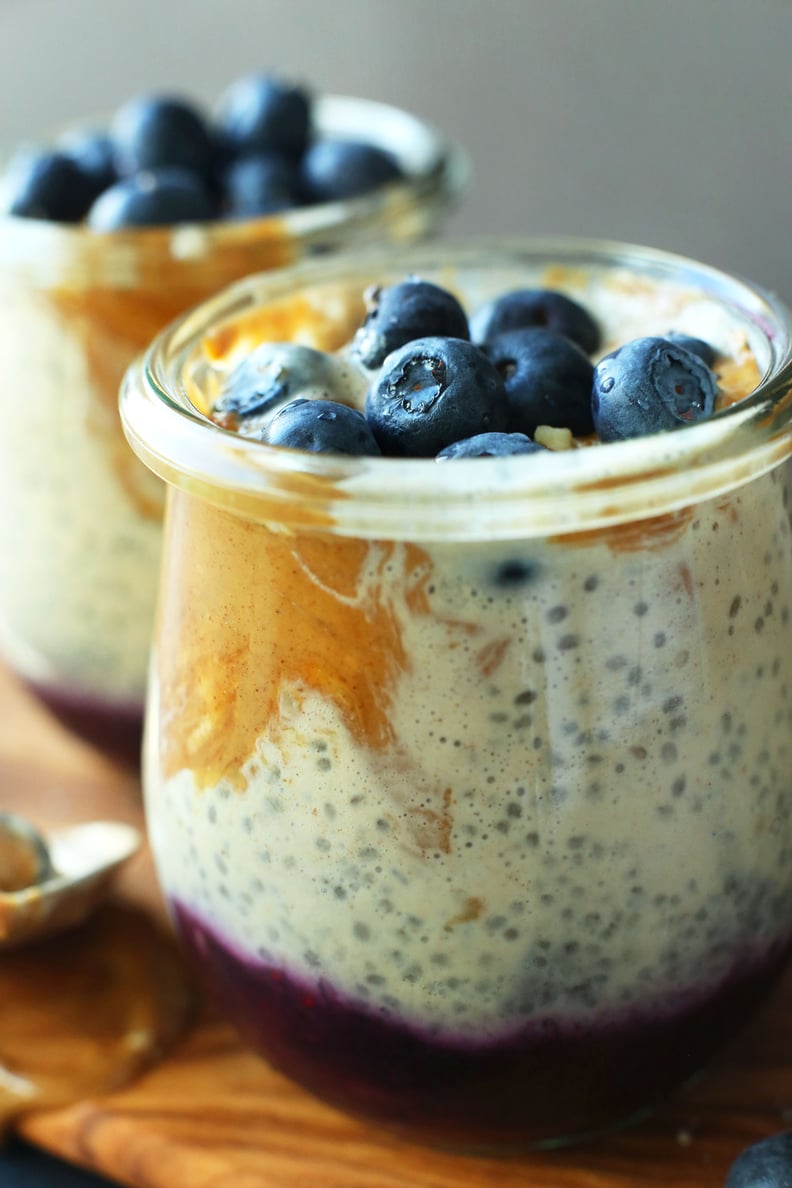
[122,235,792,542]
[0,93,469,258]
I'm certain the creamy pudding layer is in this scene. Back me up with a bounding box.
[148,458,792,1038]
[0,290,162,699]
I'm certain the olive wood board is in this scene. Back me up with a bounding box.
[1,663,791,1188]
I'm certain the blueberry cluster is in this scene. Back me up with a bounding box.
[1,75,403,230]
[213,277,723,453]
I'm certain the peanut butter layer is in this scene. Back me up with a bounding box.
[157,491,435,791]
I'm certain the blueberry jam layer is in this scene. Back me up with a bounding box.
[172,900,792,1149]
[28,678,143,767]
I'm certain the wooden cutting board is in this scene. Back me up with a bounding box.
[2,663,792,1188]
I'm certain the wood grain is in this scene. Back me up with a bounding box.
[2,663,791,1187]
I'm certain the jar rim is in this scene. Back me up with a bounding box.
[121,236,792,542]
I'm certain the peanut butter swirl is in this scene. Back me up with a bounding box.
[157,492,434,792]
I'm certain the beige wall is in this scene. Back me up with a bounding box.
[1,0,791,299]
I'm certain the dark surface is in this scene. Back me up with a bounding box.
[0,1140,118,1185]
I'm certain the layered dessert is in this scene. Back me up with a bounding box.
[0,79,463,761]
[123,241,792,1147]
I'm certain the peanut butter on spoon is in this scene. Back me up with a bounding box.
[0,813,52,893]
[0,820,141,948]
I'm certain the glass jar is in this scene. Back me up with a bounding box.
[0,96,467,762]
[121,238,792,1149]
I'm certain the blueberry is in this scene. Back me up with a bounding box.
[471,288,601,355]
[352,279,470,369]
[484,328,595,436]
[592,336,718,442]
[300,140,403,203]
[59,128,117,202]
[365,337,508,457]
[725,1131,792,1187]
[436,432,545,459]
[1,148,96,221]
[266,398,381,455]
[111,95,213,179]
[492,558,540,588]
[213,343,363,428]
[215,75,311,161]
[221,153,301,218]
[665,331,717,368]
[87,168,215,230]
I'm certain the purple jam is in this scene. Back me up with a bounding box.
[27,678,143,768]
[171,900,792,1149]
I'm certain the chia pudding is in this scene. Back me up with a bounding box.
[0,88,465,762]
[121,239,792,1148]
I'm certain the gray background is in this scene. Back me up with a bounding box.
[1,0,791,298]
